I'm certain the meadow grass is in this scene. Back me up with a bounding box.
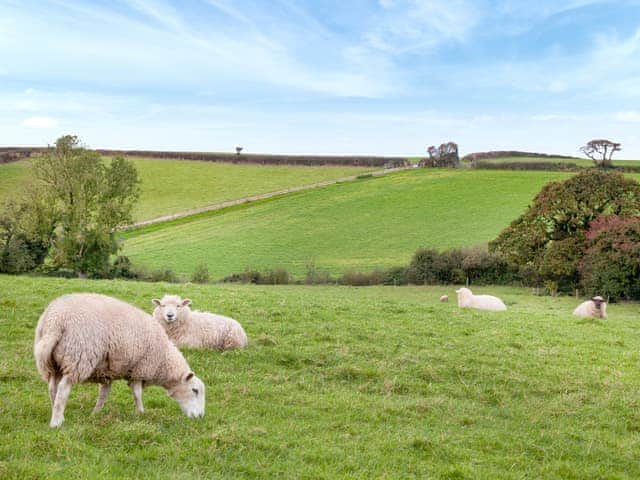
[122,169,572,278]
[1,274,640,478]
[464,156,640,168]
[0,160,30,207]
[0,158,373,220]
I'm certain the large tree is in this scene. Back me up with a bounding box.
[490,170,640,290]
[0,135,140,277]
[580,139,621,167]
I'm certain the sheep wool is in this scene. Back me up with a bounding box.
[573,297,608,319]
[34,293,205,427]
[153,295,248,350]
[455,287,507,311]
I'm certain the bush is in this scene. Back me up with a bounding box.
[109,256,140,279]
[190,264,210,284]
[382,266,409,285]
[305,261,334,284]
[149,268,181,283]
[260,268,290,285]
[491,170,640,292]
[341,270,385,286]
[579,216,640,300]
[222,268,290,284]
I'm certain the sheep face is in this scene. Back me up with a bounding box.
[455,288,472,308]
[168,372,205,418]
[152,295,192,323]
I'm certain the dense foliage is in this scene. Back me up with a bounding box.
[0,135,140,277]
[579,216,640,299]
[490,170,640,293]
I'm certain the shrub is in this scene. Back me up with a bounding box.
[341,270,385,286]
[579,215,640,300]
[149,268,180,283]
[383,266,409,285]
[190,263,211,284]
[305,261,333,284]
[109,256,140,279]
[490,170,640,291]
[260,268,290,285]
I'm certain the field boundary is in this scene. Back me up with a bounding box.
[123,165,413,231]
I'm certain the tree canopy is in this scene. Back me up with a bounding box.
[490,170,640,290]
[0,135,140,277]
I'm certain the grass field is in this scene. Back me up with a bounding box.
[0,158,374,220]
[2,274,640,478]
[463,156,640,168]
[122,169,572,278]
[0,160,30,207]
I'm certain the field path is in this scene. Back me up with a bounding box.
[124,165,413,230]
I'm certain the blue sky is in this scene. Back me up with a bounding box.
[2,0,640,157]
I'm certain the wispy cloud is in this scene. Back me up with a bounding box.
[22,116,58,128]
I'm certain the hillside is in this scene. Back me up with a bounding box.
[0,157,375,220]
[122,169,574,278]
[2,275,640,478]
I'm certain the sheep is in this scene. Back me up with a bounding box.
[440,295,449,302]
[152,295,248,350]
[573,296,608,319]
[455,287,507,311]
[34,293,205,428]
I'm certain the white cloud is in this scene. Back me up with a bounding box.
[616,111,640,122]
[22,116,58,128]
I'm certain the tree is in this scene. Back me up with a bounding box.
[419,142,459,167]
[580,139,621,167]
[579,216,640,300]
[490,170,640,291]
[0,135,140,277]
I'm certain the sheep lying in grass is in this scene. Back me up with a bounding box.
[573,296,608,319]
[440,295,449,302]
[34,293,205,428]
[152,295,248,350]
[455,287,507,311]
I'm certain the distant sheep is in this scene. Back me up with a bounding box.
[573,296,608,319]
[152,295,248,350]
[34,293,205,428]
[455,287,507,311]
[440,295,449,302]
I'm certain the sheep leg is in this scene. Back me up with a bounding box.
[93,383,112,413]
[48,374,61,407]
[129,381,144,413]
[50,375,73,428]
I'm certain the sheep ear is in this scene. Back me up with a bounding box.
[184,372,194,382]
[152,299,161,306]
[181,299,192,307]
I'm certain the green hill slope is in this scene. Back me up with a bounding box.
[0,157,374,220]
[122,169,573,278]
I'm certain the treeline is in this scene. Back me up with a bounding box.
[95,150,410,168]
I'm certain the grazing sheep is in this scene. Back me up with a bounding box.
[440,295,449,302]
[573,296,608,319]
[455,287,507,311]
[152,295,248,350]
[34,293,205,428]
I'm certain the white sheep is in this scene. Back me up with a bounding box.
[152,295,248,350]
[573,296,608,319]
[440,295,449,302]
[34,293,205,428]
[455,287,507,311]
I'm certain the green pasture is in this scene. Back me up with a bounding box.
[1,275,640,478]
[0,157,374,220]
[122,169,572,278]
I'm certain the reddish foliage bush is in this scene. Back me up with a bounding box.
[579,215,640,300]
